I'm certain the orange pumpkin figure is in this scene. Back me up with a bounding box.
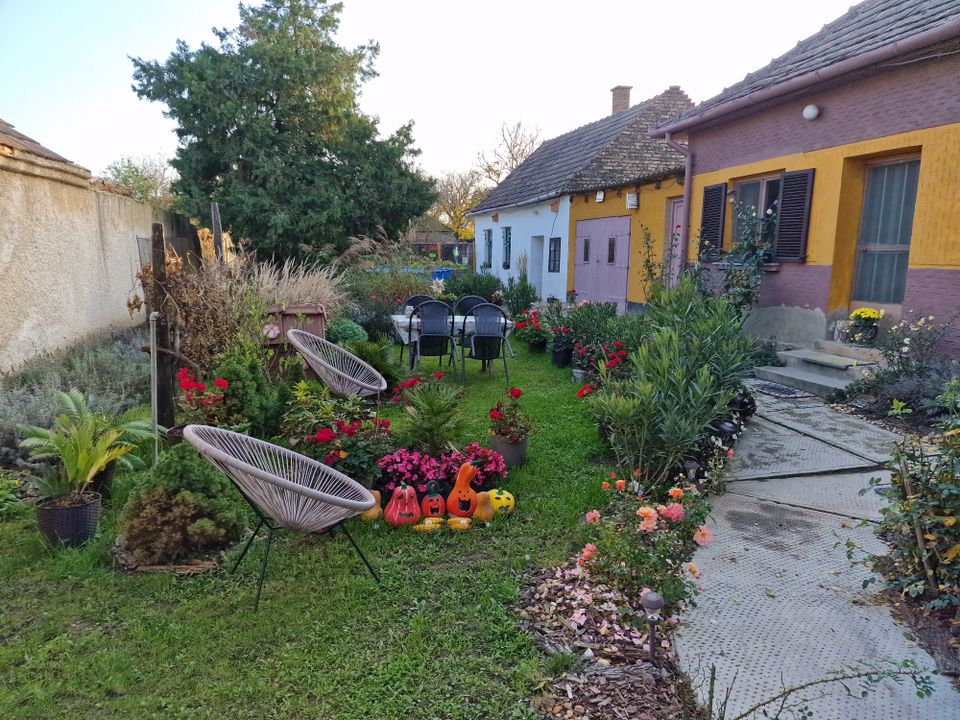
[473,491,494,522]
[384,483,421,527]
[359,489,382,522]
[420,481,446,518]
[446,462,478,518]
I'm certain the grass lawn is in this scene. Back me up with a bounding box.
[0,346,612,719]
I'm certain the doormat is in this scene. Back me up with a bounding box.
[747,380,816,399]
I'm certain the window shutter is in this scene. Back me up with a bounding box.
[774,169,815,262]
[700,183,727,257]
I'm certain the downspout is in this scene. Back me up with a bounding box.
[663,132,692,271]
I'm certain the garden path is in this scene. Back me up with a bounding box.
[675,389,960,719]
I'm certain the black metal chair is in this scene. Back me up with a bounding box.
[408,300,459,372]
[454,295,486,315]
[460,303,510,383]
[399,295,434,363]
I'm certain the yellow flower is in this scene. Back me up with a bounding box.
[339,450,349,458]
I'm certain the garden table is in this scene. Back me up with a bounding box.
[390,314,514,346]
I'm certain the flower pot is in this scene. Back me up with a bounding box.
[572,368,587,384]
[89,461,116,501]
[528,339,547,354]
[36,493,102,547]
[551,348,573,368]
[489,434,528,468]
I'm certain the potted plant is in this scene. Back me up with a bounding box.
[550,325,573,367]
[487,387,534,468]
[19,390,153,546]
[514,310,550,353]
[848,307,884,345]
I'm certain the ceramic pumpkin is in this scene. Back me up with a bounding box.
[420,481,446,518]
[489,489,515,515]
[412,517,444,533]
[359,489,382,522]
[447,516,472,531]
[447,462,478,518]
[384,483,421,527]
[473,491,494,522]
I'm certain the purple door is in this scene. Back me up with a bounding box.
[574,217,631,312]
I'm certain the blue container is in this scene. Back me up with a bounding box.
[431,268,453,281]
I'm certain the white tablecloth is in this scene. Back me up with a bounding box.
[391,314,514,345]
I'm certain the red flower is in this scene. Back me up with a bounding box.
[370,294,377,300]
[576,384,596,399]
[323,451,341,465]
[561,326,570,333]
[374,418,391,429]
[213,378,229,390]
[313,428,337,443]
[613,341,623,348]
[508,387,522,399]
[489,409,504,420]
[618,350,627,358]
[433,372,445,379]
[341,424,358,437]
[552,327,560,333]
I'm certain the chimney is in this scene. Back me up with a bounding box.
[611,85,632,114]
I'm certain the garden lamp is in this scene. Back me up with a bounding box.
[683,460,699,482]
[641,590,666,666]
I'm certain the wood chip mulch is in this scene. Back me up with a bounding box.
[517,563,703,720]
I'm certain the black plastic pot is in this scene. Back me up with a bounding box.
[551,348,573,367]
[36,493,102,547]
[528,339,547,353]
[89,461,116,501]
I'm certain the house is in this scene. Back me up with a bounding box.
[651,0,960,359]
[471,86,692,307]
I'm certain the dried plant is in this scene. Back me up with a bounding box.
[251,258,346,316]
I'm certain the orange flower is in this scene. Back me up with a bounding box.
[615,479,626,491]
[668,487,684,499]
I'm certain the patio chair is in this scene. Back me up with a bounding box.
[454,295,486,315]
[183,425,379,611]
[408,300,459,372]
[399,295,435,363]
[460,303,510,384]
[287,329,387,399]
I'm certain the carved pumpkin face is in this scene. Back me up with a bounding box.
[384,483,421,527]
[489,489,515,515]
[446,463,478,518]
[420,480,446,518]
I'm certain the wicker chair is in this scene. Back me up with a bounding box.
[287,329,387,399]
[408,300,459,371]
[184,425,379,611]
[460,303,510,383]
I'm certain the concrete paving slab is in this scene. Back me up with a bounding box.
[730,418,875,480]
[757,404,901,464]
[728,470,891,522]
[676,493,959,719]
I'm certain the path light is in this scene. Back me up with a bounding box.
[683,460,700,482]
[641,590,666,666]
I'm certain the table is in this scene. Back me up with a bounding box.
[390,314,515,371]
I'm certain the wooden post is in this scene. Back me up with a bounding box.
[211,202,223,260]
[151,223,176,428]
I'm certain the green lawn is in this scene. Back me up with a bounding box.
[0,347,611,719]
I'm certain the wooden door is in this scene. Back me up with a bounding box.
[665,198,685,286]
[574,217,631,312]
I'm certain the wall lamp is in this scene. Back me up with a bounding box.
[802,104,821,121]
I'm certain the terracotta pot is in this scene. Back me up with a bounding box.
[489,434,528,468]
[263,304,328,345]
[36,493,102,547]
[528,339,547,354]
[551,348,572,367]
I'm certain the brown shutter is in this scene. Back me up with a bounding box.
[774,169,815,262]
[700,183,727,257]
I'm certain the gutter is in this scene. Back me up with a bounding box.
[467,190,563,218]
[651,18,960,136]
[663,133,692,270]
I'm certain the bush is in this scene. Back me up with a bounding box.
[214,342,289,437]
[301,417,396,487]
[347,337,407,390]
[566,302,618,346]
[444,272,505,303]
[502,277,539,317]
[327,318,368,345]
[252,258,346,319]
[345,268,431,336]
[120,444,245,565]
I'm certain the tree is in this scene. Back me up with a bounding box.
[103,155,175,210]
[477,121,541,185]
[130,0,435,260]
[427,170,488,240]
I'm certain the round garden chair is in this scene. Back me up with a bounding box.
[287,329,387,399]
[183,424,380,611]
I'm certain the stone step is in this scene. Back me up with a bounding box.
[814,339,884,364]
[776,349,875,381]
[754,365,851,398]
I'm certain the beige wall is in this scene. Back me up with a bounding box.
[0,150,167,372]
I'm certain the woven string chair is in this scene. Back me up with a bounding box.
[461,303,510,383]
[287,329,387,399]
[184,425,379,611]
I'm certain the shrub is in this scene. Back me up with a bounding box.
[301,417,395,487]
[327,318,369,345]
[0,471,25,517]
[214,342,289,437]
[345,268,431,336]
[444,271,505,303]
[280,380,338,441]
[566,302,617,346]
[400,378,467,455]
[120,444,245,565]
[502,276,539,317]
[488,387,534,443]
[878,312,955,377]
[251,258,346,319]
[512,310,551,345]
[346,337,407,390]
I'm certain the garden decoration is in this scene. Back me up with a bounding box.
[358,489,383,522]
[412,517,445,533]
[183,425,379,611]
[446,461,479,517]
[446,517,472,531]
[488,387,534,468]
[473,491,494,522]
[488,488,515,515]
[384,483,421,527]
[287,329,387,399]
[420,481,446,518]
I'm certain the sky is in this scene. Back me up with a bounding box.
[0,0,854,178]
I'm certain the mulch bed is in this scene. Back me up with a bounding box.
[517,563,703,719]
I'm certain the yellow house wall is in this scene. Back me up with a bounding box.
[567,178,684,304]
[687,122,960,312]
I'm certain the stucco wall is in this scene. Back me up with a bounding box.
[0,151,166,372]
[472,197,570,302]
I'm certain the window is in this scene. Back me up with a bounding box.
[502,227,511,269]
[548,237,561,273]
[483,229,492,268]
[607,237,616,264]
[733,175,781,244]
[582,237,590,262]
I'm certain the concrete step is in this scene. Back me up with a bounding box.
[754,365,851,398]
[814,339,884,364]
[776,349,875,381]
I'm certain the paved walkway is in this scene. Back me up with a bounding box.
[675,387,960,719]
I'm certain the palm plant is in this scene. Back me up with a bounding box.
[401,381,467,456]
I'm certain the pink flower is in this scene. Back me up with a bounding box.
[615,479,626,491]
[659,502,685,523]
[601,481,610,491]
[726,448,735,458]
[585,510,601,525]
[693,526,715,546]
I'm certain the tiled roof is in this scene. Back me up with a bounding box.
[0,118,72,164]
[472,87,692,213]
[663,0,960,129]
